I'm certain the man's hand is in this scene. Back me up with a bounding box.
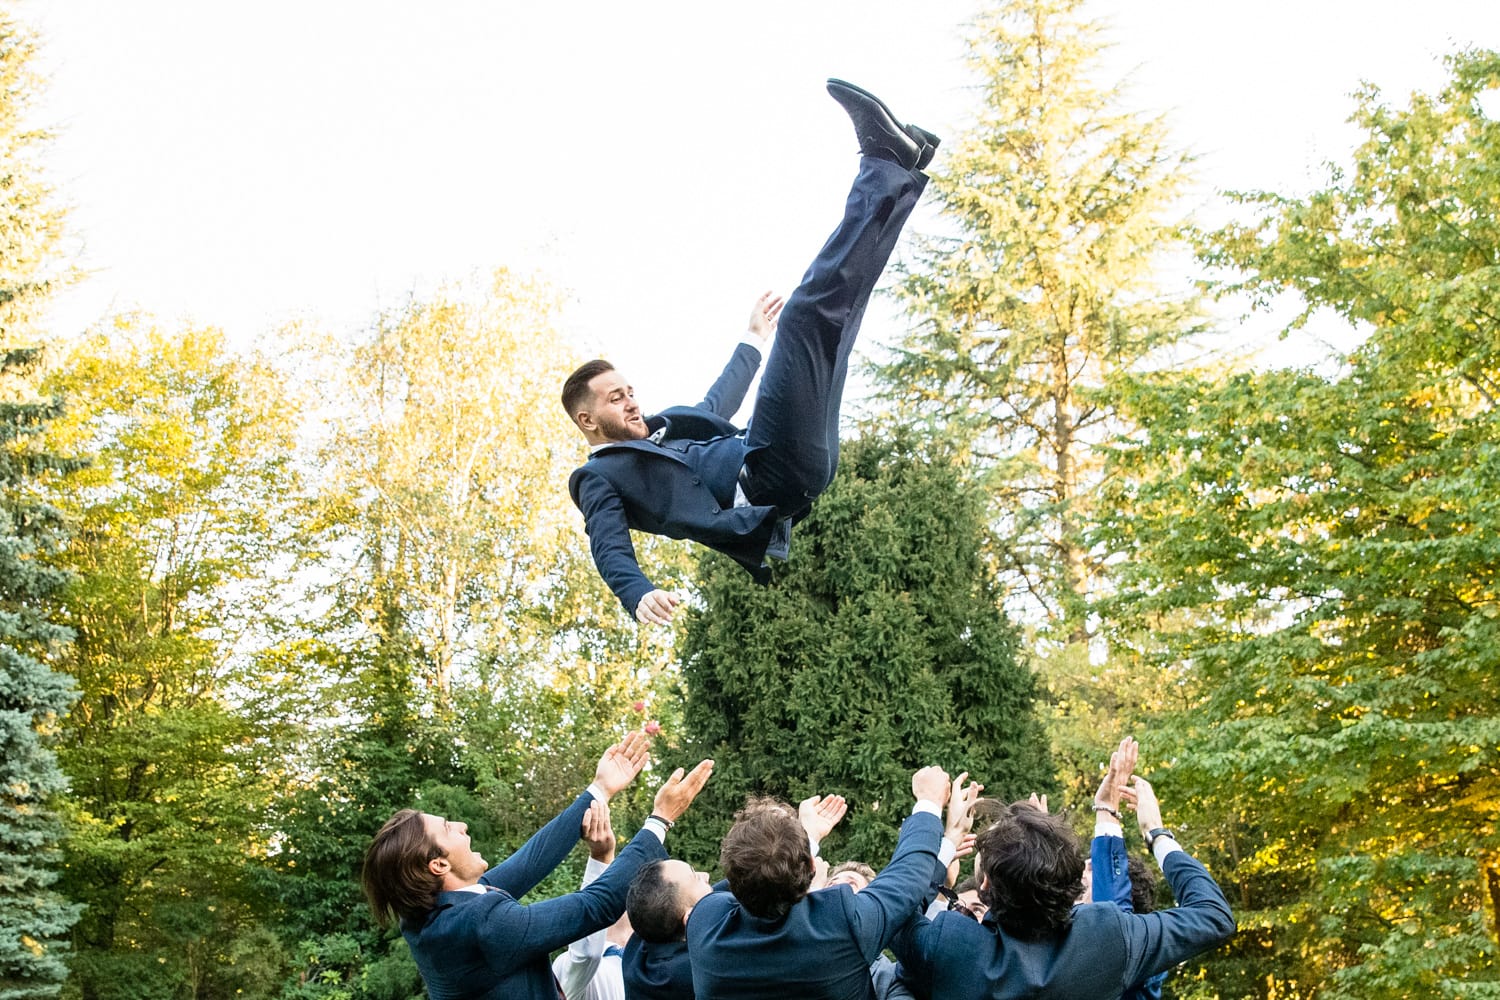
[582,799,616,863]
[1123,775,1165,838]
[653,759,715,823]
[1024,792,1049,813]
[945,772,984,846]
[1093,736,1138,814]
[810,857,830,892]
[798,794,848,843]
[911,766,952,807]
[636,589,682,626]
[747,291,785,345]
[594,729,651,799]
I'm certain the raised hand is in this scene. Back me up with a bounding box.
[1093,736,1138,815]
[798,794,849,842]
[746,291,785,345]
[594,729,651,799]
[945,772,984,846]
[1024,792,1050,813]
[653,759,715,823]
[911,766,952,807]
[1123,775,1164,839]
[581,799,616,863]
[810,856,830,892]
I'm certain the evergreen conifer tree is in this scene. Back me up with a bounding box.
[0,346,81,1000]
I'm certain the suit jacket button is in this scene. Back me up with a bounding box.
[692,477,701,485]
[710,504,720,514]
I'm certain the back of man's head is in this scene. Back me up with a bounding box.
[362,809,444,928]
[628,861,690,943]
[719,797,812,920]
[561,359,614,425]
[975,803,1085,941]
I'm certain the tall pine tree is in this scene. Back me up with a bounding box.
[0,352,80,1000]
[878,0,1202,642]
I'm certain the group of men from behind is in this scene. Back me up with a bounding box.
[362,733,1234,1000]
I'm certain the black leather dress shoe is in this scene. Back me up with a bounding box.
[906,123,941,170]
[826,78,922,170]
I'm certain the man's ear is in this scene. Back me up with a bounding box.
[574,409,597,433]
[429,856,450,878]
[980,874,990,891]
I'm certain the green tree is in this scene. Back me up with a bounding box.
[1100,49,1500,998]
[0,7,80,994]
[879,0,1202,644]
[37,318,304,1000]
[258,271,673,986]
[0,5,69,339]
[0,347,81,1000]
[677,432,1053,868]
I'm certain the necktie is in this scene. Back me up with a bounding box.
[603,945,624,959]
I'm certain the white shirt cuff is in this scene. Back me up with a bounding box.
[642,817,669,843]
[1152,835,1184,866]
[1093,818,1124,838]
[937,837,957,866]
[808,834,821,859]
[581,856,609,886]
[738,335,767,354]
[913,800,943,818]
[585,783,607,803]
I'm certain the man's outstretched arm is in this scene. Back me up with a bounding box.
[573,469,657,615]
[696,293,782,416]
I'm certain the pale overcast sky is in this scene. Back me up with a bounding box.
[22,1,1500,406]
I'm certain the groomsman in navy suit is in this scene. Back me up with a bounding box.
[361,732,712,1000]
[564,80,938,624]
[682,767,952,1000]
[890,744,1236,999]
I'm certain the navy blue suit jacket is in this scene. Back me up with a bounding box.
[403,792,668,1000]
[892,850,1234,1000]
[684,810,943,1000]
[621,937,694,1000]
[569,343,782,614]
[1092,834,1168,1000]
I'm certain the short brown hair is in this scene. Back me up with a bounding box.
[361,809,445,928]
[827,860,877,886]
[975,803,1084,941]
[719,797,812,919]
[561,359,614,423]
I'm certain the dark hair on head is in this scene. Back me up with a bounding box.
[1128,855,1158,914]
[561,359,615,422]
[954,876,979,895]
[719,797,812,920]
[362,809,445,928]
[826,860,877,886]
[628,861,691,943]
[975,802,1085,941]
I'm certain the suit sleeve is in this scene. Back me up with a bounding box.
[573,468,655,614]
[481,791,591,898]
[696,342,762,417]
[847,811,944,963]
[1119,851,1235,985]
[888,910,942,996]
[1092,834,1134,912]
[476,827,669,965]
[553,858,610,1000]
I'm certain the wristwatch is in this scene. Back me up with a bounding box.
[1147,827,1176,850]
